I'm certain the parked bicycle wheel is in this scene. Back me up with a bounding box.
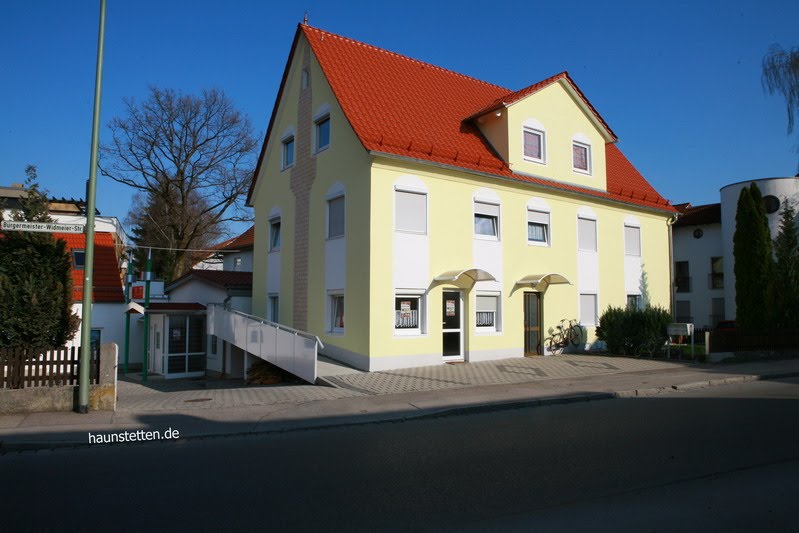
[568,323,584,346]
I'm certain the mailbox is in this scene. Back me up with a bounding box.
[667,323,694,336]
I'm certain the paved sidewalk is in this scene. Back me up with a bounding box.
[1,355,799,450]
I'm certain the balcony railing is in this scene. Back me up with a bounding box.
[675,276,692,293]
[708,272,724,290]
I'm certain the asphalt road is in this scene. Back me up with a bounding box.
[3,377,799,532]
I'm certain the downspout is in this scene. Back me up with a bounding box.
[667,213,679,320]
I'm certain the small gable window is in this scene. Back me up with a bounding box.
[282,136,294,169]
[523,127,545,163]
[573,141,591,174]
[315,115,330,152]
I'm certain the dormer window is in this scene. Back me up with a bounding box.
[523,127,545,163]
[572,141,591,174]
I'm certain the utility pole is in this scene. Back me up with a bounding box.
[77,0,106,413]
[142,248,152,382]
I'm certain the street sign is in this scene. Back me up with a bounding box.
[1,220,85,233]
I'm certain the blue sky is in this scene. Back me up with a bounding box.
[1,0,797,239]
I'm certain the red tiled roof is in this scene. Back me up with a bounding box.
[220,226,254,251]
[673,203,721,226]
[54,232,124,303]
[249,24,674,214]
[167,269,253,291]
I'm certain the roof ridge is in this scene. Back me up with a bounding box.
[301,24,509,92]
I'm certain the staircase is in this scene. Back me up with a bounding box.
[207,304,323,383]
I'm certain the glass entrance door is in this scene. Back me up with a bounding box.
[442,291,462,359]
[524,292,541,356]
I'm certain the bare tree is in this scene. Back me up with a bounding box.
[763,44,799,167]
[101,87,258,280]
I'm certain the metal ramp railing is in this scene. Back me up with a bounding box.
[207,304,323,383]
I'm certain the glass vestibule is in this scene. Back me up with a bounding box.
[166,314,206,377]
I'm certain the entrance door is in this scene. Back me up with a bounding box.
[524,292,541,356]
[442,291,462,359]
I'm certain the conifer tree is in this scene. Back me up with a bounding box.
[0,167,80,348]
[771,201,799,329]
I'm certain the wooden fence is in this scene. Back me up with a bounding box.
[0,346,99,389]
[708,329,799,353]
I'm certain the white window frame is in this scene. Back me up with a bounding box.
[329,292,345,334]
[394,189,428,235]
[527,209,551,247]
[269,217,281,252]
[268,294,279,323]
[522,127,546,164]
[624,224,641,257]
[572,141,592,174]
[327,195,345,239]
[577,216,598,252]
[579,293,598,326]
[474,201,500,240]
[281,135,295,170]
[475,292,501,333]
[394,292,426,336]
[315,114,331,153]
[209,334,218,358]
[626,294,642,311]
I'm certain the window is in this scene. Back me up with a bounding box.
[577,217,597,252]
[315,115,330,152]
[210,334,218,356]
[233,257,242,270]
[523,127,545,162]
[573,142,591,173]
[168,315,206,354]
[675,300,692,323]
[474,201,499,238]
[675,261,691,292]
[579,293,598,326]
[72,250,86,269]
[269,217,281,251]
[710,257,723,289]
[395,295,423,333]
[327,196,345,238]
[301,69,309,89]
[476,294,500,331]
[282,136,295,169]
[90,329,101,353]
[395,190,427,234]
[268,295,279,323]
[626,294,642,310]
[624,225,641,256]
[527,210,550,245]
[330,294,344,332]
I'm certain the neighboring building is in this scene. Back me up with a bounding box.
[246,24,677,372]
[674,176,799,329]
[192,226,254,272]
[1,184,129,353]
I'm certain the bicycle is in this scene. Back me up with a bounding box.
[545,319,584,355]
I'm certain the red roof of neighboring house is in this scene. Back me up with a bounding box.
[54,232,124,303]
[249,25,675,214]
[220,225,254,251]
[166,269,253,292]
[673,203,722,226]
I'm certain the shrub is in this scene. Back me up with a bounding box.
[596,306,671,356]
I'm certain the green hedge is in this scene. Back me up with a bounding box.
[595,306,671,356]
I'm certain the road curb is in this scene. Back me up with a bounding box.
[4,370,799,453]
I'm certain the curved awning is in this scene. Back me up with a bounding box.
[515,273,572,292]
[434,269,497,283]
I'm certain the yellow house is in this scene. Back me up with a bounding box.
[247,24,678,371]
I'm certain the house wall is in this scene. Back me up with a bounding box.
[222,250,253,272]
[167,282,227,307]
[250,34,373,363]
[673,223,725,329]
[366,157,672,369]
[505,82,609,192]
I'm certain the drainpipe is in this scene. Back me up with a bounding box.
[123,251,134,374]
[667,213,679,320]
[142,248,152,382]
